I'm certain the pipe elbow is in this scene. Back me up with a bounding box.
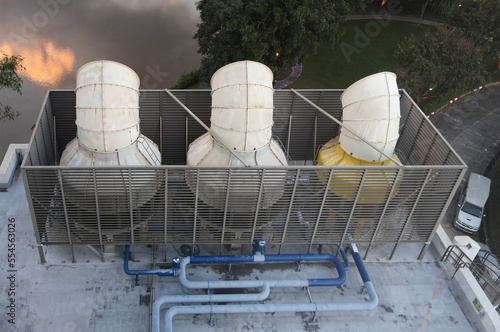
[164,306,180,332]
[365,281,379,309]
[339,247,350,271]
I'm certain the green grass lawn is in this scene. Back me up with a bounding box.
[280,20,500,114]
[281,20,432,89]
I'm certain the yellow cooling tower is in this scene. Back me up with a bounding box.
[317,137,400,205]
[316,72,402,204]
[317,137,398,167]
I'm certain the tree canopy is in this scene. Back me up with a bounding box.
[395,26,484,103]
[448,0,500,58]
[194,0,370,81]
[0,52,24,121]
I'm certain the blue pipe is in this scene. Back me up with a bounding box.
[124,245,175,277]
[350,244,369,283]
[340,246,350,271]
[158,243,378,332]
[152,248,350,331]
[124,245,349,279]
[127,245,353,330]
[186,252,347,288]
[189,255,255,264]
[310,244,350,271]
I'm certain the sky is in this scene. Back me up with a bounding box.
[0,0,201,157]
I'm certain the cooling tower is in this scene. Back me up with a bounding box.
[59,60,161,214]
[317,72,401,203]
[186,61,287,212]
[339,72,400,162]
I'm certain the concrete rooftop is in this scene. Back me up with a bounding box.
[4,84,500,331]
[0,172,484,332]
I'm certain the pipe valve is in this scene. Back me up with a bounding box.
[172,257,181,278]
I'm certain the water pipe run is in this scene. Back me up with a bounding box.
[124,243,349,284]
[153,244,378,332]
[178,252,347,290]
[123,245,176,285]
[152,254,347,330]
[151,244,374,332]
[149,247,349,331]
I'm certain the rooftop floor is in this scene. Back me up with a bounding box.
[0,172,479,332]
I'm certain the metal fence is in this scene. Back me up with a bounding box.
[442,245,500,308]
[22,89,467,262]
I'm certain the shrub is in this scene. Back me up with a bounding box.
[395,26,484,103]
[171,70,201,89]
[448,0,500,60]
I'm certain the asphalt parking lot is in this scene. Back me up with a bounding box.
[430,84,500,243]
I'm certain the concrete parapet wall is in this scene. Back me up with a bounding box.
[431,225,500,331]
[0,144,27,189]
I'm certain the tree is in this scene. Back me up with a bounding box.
[194,0,370,81]
[0,52,24,121]
[395,26,484,103]
[448,0,500,59]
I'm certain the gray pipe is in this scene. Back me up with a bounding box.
[155,244,378,332]
[164,281,377,331]
[178,252,347,290]
[152,284,270,331]
[179,256,307,289]
[155,252,346,329]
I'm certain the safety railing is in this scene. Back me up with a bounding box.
[442,245,500,308]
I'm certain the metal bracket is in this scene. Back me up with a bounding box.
[208,288,215,327]
[304,290,317,324]
[296,261,302,272]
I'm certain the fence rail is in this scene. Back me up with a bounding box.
[442,245,500,308]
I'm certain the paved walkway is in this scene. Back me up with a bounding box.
[430,84,500,241]
[347,14,441,27]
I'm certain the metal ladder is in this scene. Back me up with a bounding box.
[137,137,161,165]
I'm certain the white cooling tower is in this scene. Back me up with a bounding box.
[210,61,274,151]
[187,61,287,212]
[59,60,161,213]
[339,72,400,162]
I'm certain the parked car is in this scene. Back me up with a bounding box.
[454,173,491,234]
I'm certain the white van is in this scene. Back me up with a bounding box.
[454,173,491,234]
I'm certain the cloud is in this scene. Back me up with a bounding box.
[1,40,75,87]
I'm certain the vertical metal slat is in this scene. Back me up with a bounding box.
[250,170,266,246]
[220,169,232,253]
[390,169,432,259]
[279,169,300,254]
[308,169,334,253]
[364,169,402,259]
[92,169,105,262]
[58,169,75,263]
[193,169,200,247]
[128,169,134,245]
[339,170,367,252]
